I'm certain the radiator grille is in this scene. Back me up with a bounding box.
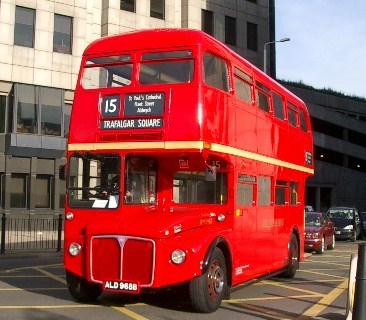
[90,236,155,286]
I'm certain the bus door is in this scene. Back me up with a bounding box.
[233,172,257,282]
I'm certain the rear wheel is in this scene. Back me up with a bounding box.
[189,247,227,313]
[282,234,299,278]
[66,271,102,302]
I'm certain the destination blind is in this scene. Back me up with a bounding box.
[101,118,163,130]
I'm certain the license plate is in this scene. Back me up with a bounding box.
[335,231,341,234]
[104,281,140,294]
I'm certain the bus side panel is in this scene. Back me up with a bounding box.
[69,92,100,143]
[165,86,202,141]
[201,88,233,146]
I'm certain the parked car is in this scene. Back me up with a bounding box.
[304,212,335,254]
[360,211,366,237]
[326,207,362,242]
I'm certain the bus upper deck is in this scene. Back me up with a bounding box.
[69,29,313,174]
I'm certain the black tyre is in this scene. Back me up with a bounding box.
[282,234,299,278]
[327,234,335,250]
[66,270,102,302]
[316,236,325,254]
[189,247,227,313]
[351,232,357,242]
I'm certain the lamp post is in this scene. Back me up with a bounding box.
[263,37,290,75]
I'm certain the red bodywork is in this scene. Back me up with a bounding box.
[64,29,314,293]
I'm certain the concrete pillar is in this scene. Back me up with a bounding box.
[29,157,37,214]
[4,155,11,215]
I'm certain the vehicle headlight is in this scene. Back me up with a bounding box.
[344,225,354,230]
[69,242,82,256]
[312,232,319,238]
[171,249,186,264]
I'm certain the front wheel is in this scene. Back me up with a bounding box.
[327,234,335,250]
[316,236,325,254]
[282,234,299,278]
[189,247,227,313]
[66,271,102,302]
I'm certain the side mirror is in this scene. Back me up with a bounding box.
[205,165,217,182]
[59,164,66,180]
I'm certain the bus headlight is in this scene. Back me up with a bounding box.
[171,249,186,264]
[66,212,74,220]
[69,242,82,256]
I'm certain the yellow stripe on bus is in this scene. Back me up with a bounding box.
[68,141,314,174]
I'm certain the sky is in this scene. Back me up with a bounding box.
[275,0,366,98]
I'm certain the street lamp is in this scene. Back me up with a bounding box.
[263,37,290,75]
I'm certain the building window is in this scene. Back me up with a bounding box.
[225,16,236,46]
[53,14,72,54]
[0,96,5,133]
[247,0,257,3]
[11,173,28,208]
[0,174,4,209]
[120,0,135,12]
[202,9,214,36]
[14,84,66,137]
[40,87,62,136]
[247,22,258,51]
[14,6,35,48]
[64,103,72,138]
[16,84,37,134]
[150,0,164,19]
[35,175,52,208]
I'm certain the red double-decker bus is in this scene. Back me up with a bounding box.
[63,29,314,313]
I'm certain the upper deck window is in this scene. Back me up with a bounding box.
[272,92,285,120]
[82,55,132,89]
[203,53,229,92]
[299,109,308,132]
[234,67,253,104]
[288,102,298,128]
[139,50,194,85]
[256,82,270,113]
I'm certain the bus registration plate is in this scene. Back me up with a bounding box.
[104,280,140,293]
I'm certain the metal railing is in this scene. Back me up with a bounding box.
[0,213,63,253]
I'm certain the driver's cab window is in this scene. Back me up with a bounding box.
[68,153,120,208]
[124,156,157,204]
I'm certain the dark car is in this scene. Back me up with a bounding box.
[304,212,335,254]
[360,211,366,237]
[326,207,362,242]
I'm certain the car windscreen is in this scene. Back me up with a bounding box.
[305,213,321,226]
[327,209,354,220]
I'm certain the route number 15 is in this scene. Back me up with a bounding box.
[101,95,120,117]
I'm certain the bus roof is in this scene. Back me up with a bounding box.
[83,28,305,108]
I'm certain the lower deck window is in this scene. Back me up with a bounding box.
[173,171,227,204]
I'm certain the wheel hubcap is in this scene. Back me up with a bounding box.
[207,260,224,299]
